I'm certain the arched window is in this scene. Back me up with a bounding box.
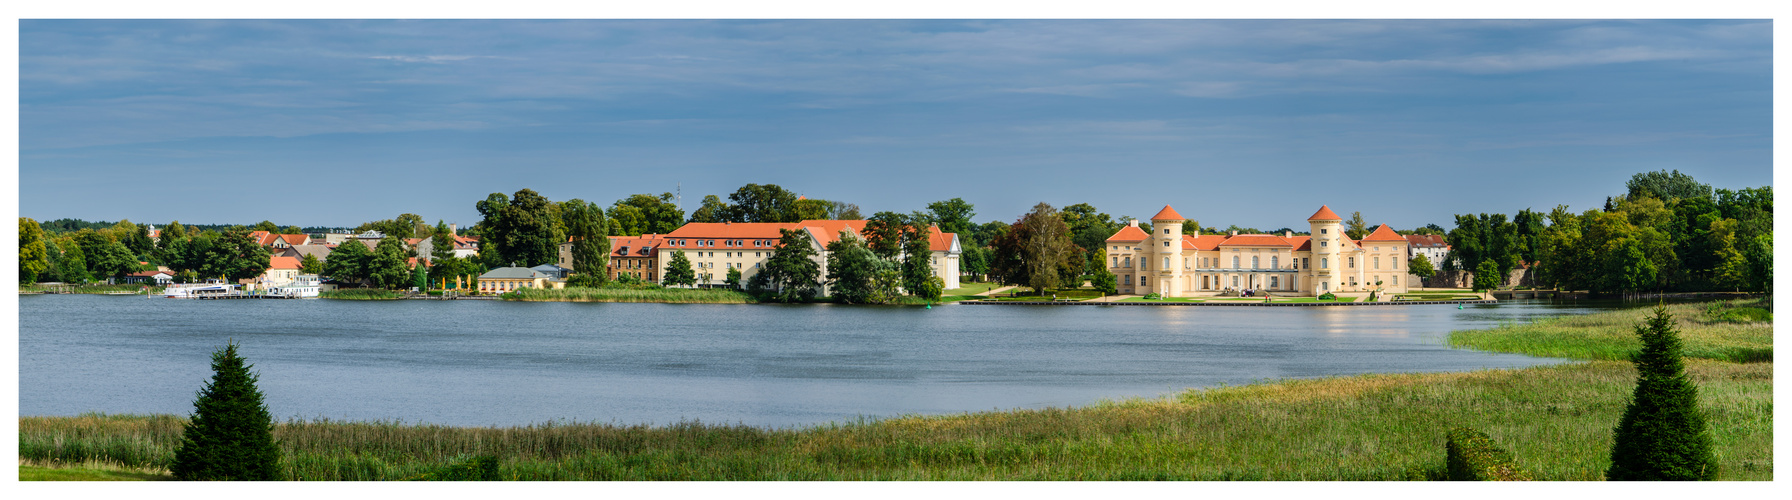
[1321,258,1328,269]
[1252,256,1259,269]
[1271,256,1279,269]
[1232,256,1239,268]
[1163,257,1170,269]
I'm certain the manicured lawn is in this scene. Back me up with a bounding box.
[943,281,1004,297]
[1116,296,1204,303]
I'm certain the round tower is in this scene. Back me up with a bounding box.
[1307,205,1343,295]
[1150,205,1185,297]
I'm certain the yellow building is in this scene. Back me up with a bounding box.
[1105,205,1410,297]
[475,266,558,293]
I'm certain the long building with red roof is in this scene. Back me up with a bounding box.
[582,219,961,293]
[1105,205,1410,297]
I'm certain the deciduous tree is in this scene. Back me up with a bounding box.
[757,228,821,302]
[662,250,696,287]
[19,217,49,283]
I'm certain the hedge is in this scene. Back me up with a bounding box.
[1445,427,1532,481]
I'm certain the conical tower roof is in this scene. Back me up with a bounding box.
[1150,205,1185,221]
[1307,205,1342,221]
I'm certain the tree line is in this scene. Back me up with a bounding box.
[1445,170,1771,295]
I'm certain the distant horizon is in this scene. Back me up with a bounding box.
[20,20,1771,231]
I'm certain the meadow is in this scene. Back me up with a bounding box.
[20,298,1772,480]
[504,286,756,304]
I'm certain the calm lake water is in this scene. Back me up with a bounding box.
[19,295,1628,428]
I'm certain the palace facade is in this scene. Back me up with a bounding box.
[1105,205,1410,297]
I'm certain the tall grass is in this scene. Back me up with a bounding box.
[1449,298,1772,362]
[20,358,1771,480]
[507,287,756,304]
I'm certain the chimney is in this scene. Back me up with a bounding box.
[1128,220,1139,228]
[1230,230,1238,237]
[1284,230,1292,238]
[449,223,458,236]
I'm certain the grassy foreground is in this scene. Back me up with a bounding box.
[1450,298,1772,362]
[21,300,1772,480]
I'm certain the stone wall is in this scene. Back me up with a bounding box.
[1421,267,1532,289]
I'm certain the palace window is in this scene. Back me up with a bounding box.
[1321,258,1328,269]
[1271,256,1279,268]
[1393,276,1398,286]
[1271,276,1279,288]
[1303,258,1309,269]
[1321,241,1328,247]
[1231,276,1239,287]
[1252,256,1259,268]
[1321,229,1328,234]
[1393,259,1398,269]
[1112,257,1118,267]
[1164,228,1170,234]
[1164,240,1170,247]
[1124,275,1132,285]
[1163,257,1170,269]
[1232,256,1240,268]
[1124,257,1132,268]
[1349,257,1355,268]
[1374,257,1380,269]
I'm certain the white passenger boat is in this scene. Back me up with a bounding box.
[163,280,238,298]
[268,275,322,298]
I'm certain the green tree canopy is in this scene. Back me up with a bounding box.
[1627,169,1712,202]
[688,195,730,223]
[430,220,458,263]
[367,237,413,289]
[926,198,976,237]
[609,193,685,236]
[322,239,372,285]
[19,217,49,283]
[1408,254,1436,279]
[825,230,897,304]
[171,341,280,480]
[662,250,696,287]
[757,228,821,302]
[561,199,611,281]
[299,253,323,275]
[724,183,800,223]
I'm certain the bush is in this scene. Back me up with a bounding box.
[1444,427,1531,481]
[1606,307,1718,480]
[1142,293,1161,300]
[408,455,501,481]
[170,341,281,480]
[1317,292,1336,301]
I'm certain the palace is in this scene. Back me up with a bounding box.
[1105,205,1410,297]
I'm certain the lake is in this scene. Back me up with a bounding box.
[18,295,1622,428]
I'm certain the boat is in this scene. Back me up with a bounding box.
[267,274,322,298]
[162,280,238,298]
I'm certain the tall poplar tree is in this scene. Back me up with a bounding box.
[19,217,49,283]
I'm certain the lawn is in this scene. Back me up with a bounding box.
[942,281,1004,297]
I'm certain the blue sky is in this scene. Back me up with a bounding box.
[17,19,1772,231]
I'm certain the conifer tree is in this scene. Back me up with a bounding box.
[171,341,281,480]
[1606,307,1718,480]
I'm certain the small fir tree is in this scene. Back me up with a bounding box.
[171,341,281,480]
[1606,307,1718,480]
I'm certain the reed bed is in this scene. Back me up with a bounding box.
[507,287,756,304]
[1449,298,1772,362]
[20,359,1770,480]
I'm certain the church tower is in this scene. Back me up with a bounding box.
[1307,205,1343,295]
[1149,205,1185,297]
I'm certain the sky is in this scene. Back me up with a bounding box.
[16,19,1773,232]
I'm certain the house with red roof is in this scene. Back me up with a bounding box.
[1104,205,1410,297]
[652,219,961,293]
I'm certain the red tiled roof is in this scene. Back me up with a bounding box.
[927,227,956,252]
[665,222,794,242]
[1288,236,1313,251]
[1105,225,1148,242]
[276,234,308,246]
[608,235,664,257]
[1362,224,1405,242]
[1150,205,1185,221]
[1307,205,1342,221]
[248,230,274,246]
[126,270,172,277]
[1184,234,1226,250]
[1405,234,1447,247]
[268,256,302,270]
[1219,234,1294,247]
